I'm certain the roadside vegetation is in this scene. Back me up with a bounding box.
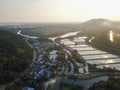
[60,83,83,90]
[88,64,119,72]
[28,37,52,44]
[89,78,120,90]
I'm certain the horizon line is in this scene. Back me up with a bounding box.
[0,18,120,24]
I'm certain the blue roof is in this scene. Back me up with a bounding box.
[38,68,46,75]
[23,86,35,90]
[34,68,46,79]
[47,71,51,78]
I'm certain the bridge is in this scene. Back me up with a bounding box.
[67,43,88,46]
[70,46,90,48]
[96,62,120,66]
[82,52,108,56]
[86,57,120,61]
[77,49,96,51]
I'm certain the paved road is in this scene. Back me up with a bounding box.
[54,76,62,90]
[69,63,74,74]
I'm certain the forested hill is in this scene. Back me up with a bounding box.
[0,30,33,84]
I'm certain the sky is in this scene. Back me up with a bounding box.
[0,0,120,23]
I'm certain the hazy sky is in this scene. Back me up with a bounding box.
[0,0,120,23]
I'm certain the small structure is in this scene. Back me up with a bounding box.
[49,50,58,61]
[79,68,84,73]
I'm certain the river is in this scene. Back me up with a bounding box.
[17,30,39,39]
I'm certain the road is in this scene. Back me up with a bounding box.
[54,76,62,90]
[69,63,74,74]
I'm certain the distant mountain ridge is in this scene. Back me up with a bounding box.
[84,19,112,26]
[1,18,120,37]
[80,19,120,31]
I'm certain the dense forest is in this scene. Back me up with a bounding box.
[0,30,33,84]
[89,78,120,90]
[87,31,120,56]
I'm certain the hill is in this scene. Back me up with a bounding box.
[0,30,33,84]
[81,19,120,32]
[83,19,120,56]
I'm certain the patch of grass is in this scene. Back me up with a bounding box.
[60,83,83,90]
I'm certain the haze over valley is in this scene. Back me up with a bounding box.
[1,0,120,90]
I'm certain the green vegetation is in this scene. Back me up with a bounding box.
[87,31,120,56]
[5,80,23,90]
[60,83,83,90]
[28,37,52,44]
[88,64,118,72]
[89,78,120,90]
[0,30,33,84]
